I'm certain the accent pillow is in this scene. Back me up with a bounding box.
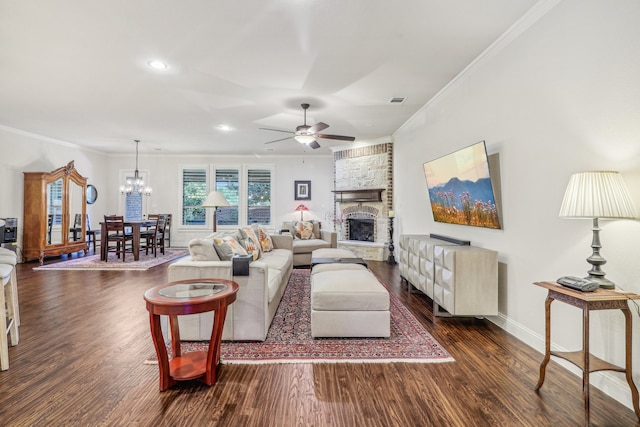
[239,226,261,260]
[295,221,316,240]
[188,238,221,261]
[213,235,248,261]
[256,225,274,252]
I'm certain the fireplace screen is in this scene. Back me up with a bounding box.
[347,218,374,242]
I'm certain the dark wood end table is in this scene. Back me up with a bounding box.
[533,281,640,425]
[144,279,239,391]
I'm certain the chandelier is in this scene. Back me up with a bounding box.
[120,139,152,196]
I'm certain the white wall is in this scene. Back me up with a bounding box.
[0,126,335,249]
[103,152,334,246]
[0,126,109,241]
[394,0,640,409]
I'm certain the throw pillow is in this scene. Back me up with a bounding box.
[213,235,248,261]
[282,221,296,236]
[256,225,274,252]
[188,238,221,261]
[295,221,316,240]
[239,226,262,260]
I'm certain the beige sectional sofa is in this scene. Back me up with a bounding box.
[162,229,293,342]
[281,220,337,266]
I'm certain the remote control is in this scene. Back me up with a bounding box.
[556,276,600,292]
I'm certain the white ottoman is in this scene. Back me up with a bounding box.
[311,248,357,259]
[310,264,390,338]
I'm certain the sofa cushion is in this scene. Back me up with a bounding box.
[259,249,292,272]
[267,269,283,303]
[292,238,331,254]
[213,234,248,260]
[188,237,221,261]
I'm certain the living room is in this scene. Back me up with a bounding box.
[2,0,640,425]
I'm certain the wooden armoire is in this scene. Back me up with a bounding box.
[23,161,88,264]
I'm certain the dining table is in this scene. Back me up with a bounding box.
[99,219,156,261]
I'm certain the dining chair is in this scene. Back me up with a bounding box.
[69,213,82,241]
[104,215,133,262]
[47,214,53,244]
[164,214,172,247]
[141,214,167,257]
[85,214,99,253]
[147,214,171,247]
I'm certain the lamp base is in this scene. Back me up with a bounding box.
[586,275,616,290]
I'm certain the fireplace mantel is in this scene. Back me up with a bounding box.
[332,188,384,202]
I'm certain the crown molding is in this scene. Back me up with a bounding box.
[395,0,562,135]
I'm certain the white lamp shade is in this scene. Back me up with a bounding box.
[201,191,230,208]
[559,171,638,219]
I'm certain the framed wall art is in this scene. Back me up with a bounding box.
[294,180,311,200]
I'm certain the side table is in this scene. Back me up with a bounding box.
[533,281,640,425]
[144,279,239,391]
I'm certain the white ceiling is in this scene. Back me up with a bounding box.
[0,0,537,156]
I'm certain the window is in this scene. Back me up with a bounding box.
[182,168,207,225]
[124,185,143,221]
[180,164,274,229]
[248,169,271,224]
[215,169,239,226]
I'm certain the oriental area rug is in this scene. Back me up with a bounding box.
[146,269,454,364]
[33,248,189,271]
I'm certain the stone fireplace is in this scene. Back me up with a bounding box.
[332,143,393,261]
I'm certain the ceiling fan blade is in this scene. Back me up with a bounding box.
[264,136,293,145]
[315,133,356,142]
[259,127,295,134]
[308,122,329,133]
[309,140,321,149]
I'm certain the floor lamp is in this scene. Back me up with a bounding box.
[202,191,230,232]
[559,171,637,289]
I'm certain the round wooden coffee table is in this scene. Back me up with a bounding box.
[144,279,239,391]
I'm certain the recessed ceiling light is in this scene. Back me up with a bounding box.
[148,60,168,70]
[217,124,232,131]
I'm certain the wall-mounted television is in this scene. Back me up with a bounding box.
[423,141,500,229]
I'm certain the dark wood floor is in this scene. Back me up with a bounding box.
[0,254,638,426]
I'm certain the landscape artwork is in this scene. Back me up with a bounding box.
[423,141,500,229]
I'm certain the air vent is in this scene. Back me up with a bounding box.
[389,97,406,104]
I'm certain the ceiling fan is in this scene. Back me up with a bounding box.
[261,103,355,149]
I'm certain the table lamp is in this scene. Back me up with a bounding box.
[559,171,637,289]
[295,204,309,221]
[202,191,230,232]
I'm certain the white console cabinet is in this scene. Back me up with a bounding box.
[399,235,498,317]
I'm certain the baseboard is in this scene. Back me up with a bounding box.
[488,313,635,411]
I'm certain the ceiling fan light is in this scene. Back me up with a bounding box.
[294,134,315,144]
